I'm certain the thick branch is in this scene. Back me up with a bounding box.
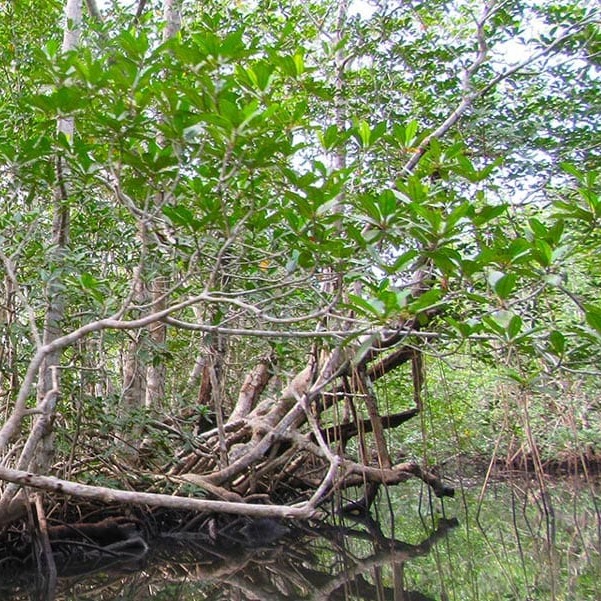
[0,466,314,519]
[367,346,414,380]
[345,461,454,498]
[229,353,275,421]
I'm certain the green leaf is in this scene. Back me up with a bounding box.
[220,29,245,57]
[378,190,397,217]
[401,175,427,203]
[405,120,418,145]
[244,60,275,91]
[445,202,470,230]
[584,304,601,335]
[547,219,564,245]
[292,52,305,76]
[507,315,523,339]
[389,249,419,273]
[428,247,462,274]
[409,289,443,313]
[371,121,387,144]
[163,205,201,231]
[44,39,60,59]
[355,120,371,148]
[445,316,474,337]
[472,204,507,226]
[319,124,341,150]
[560,161,584,181]
[528,217,547,238]
[495,273,517,300]
[549,330,566,354]
[533,239,553,267]
[487,270,516,299]
[348,293,386,318]
[80,272,99,290]
[484,310,514,335]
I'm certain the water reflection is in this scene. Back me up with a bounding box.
[392,476,601,600]
[0,513,458,600]
[0,476,599,600]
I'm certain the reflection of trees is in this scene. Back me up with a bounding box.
[286,517,459,601]
[0,513,457,600]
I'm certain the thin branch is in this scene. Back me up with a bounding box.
[402,1,493,173]
[402,9,598,174]
[134,0,149,25]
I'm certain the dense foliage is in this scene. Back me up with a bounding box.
[0,0,599,519]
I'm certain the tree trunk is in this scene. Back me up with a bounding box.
[145,275,168,409]
[143,0,182,411]
[119,272,147,455]
[32,0,82,474]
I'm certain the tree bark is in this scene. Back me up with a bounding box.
[143,0,182,411]
[145,276,168,409]
[0,465,315,519]
[33,0,82,471]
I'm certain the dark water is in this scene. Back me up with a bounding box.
[2,475,600,600]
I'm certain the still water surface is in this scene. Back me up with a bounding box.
[3,475,600,600]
